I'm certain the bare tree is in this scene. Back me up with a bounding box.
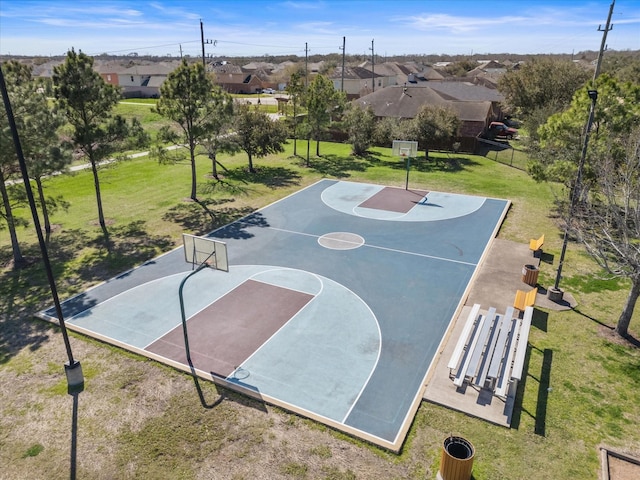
[573,126,640,337]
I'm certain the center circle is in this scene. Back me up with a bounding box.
[318,232,365,250]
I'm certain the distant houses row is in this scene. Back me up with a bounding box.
[29,57,514,99]
[28,57,523,151]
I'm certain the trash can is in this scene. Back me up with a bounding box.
[437,436,475,480]
[522,264,539,287]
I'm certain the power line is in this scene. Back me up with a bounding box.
[88,40,199,56]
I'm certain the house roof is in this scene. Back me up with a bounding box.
[147,76,166,88]
[417,66,445,81]
[354,85,492,122]
[119,63,176,75]
[215,72,262,85]
[354,85,449,118]
[308,61,325,72]
[448,101,494,122]
[242,61,275,71]
[425,81,504,102]
[331,66,385,80]
[93,62,127,74]
[32,60,63,77]
[211,64,243,74]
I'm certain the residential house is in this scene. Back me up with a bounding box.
[31,59,63,79]
[361,61,445,85]
[117,62,177,98]
[215,72,264,94]
[465,60,507,87]
[307,61,325,74]
[94,61,123,87]
[354,84,503,152]
[211,63,243,75]
[242,61,275,72]
[330,66,392,99]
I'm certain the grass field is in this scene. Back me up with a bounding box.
[1,139,639,479]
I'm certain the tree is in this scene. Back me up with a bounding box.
[373,116,413,148]
[572,126,640,337]
[154,59,219,200]
[286,71,305,157]
[234,105,288,173]
[602,51,640,84]
[0,61,32,267]
[343,103,375,156]
[199,86,236,181]
[410,105,460,160]
[498,58,589,118]
[444,59,477,77]
[531,75,640,193]
[305,74,345,157]
[53,49,139,242]
[4,61,72,235]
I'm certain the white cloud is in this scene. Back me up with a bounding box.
[279,1,325,10]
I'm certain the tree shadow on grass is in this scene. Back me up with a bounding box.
[163,198,256,237]
[88,220,174,279]
[0,247,57,365]
[225,165,301,188]
[304,153,376,178]
[387,155,480,173]
[212,211,269,240]
[0,220,174,364]
[0,232,97,365]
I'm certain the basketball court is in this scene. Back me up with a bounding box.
[39,179,510,451]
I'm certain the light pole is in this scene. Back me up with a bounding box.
[549,0,614,301]
[0,64,84,392]
[548,89,598,301]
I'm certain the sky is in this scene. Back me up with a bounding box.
[0,0,639,58]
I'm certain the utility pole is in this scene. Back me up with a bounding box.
[305,42,309,88]
[369,39,375,92]
[549,0,615,301]
[200,20,216,70]
[594,0,615,79]
[200,20,206,66]
[340,36,346,92]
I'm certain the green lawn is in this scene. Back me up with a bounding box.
[115,100,172,140]
[1,140,638,479]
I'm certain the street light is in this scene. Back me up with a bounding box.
[0,64,83,391]
[548,89,598,302]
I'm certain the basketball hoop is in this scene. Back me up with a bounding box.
[392,140,418,190]
[182,233,229,272]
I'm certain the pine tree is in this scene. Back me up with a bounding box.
[53,49,129,244]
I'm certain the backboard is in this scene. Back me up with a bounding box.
[392,140,418,158]
[182,233,229,272]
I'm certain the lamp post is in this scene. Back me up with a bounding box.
[0,64,83,391]
[548,89,598,302]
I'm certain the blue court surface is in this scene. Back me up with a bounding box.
[40,179,509,451]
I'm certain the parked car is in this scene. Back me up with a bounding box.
[262,88,275,94]
[488,121,518,140]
